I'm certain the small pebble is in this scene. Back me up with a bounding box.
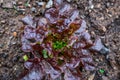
[18,2,23,5]
[101,26,106,32]
[13,32,17,37]
[46,0,53,8]
[95,59,99,62]
[17,8,26,12]
[111,3,114,6]
[89,9,92,12]
[1,20,6,24]
[31,7,37,13]
[90,5,94,9]
[106,3,110,7]
[11,41,16,45]
[108,14,112,17]
[37,2,45,7]
[67,0,72,2]
[96,4,101,8]
[89,0,94,9]
[99,17,104,20]
[14,67,17,70]
[91,31,95,35]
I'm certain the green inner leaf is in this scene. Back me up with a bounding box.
[99,69,105,74]
[23,55,29,61]
[42,49,48,58]
[53,41,67,50]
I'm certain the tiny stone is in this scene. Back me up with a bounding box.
[86,30,88,32]
[100,8,103,10]
[89,0,94,9]
[96,4,101,8]
[89,9,92,12]
[14,67,17,70]
[106,9,109,13]
[101,26,106,32]
[91,31,95,35]
[37,2,46,7]
[116,15,119,18]
[18,2,23,5]
[1,20,6,24]
[111,3,114,6]
[108,14,112,17]
[13,32,17,37]
[31,7,37,13]
[67,0,72,2]
[11,41,16,45]
[46,0,53,8]
[113,66,117,70]
[22,12,26,15]
[99,58,103,61]
[90,5,94,9]
[106,3,110,7]
[18,8,26,12]
[99,17,104,20]
[95,59,99,62]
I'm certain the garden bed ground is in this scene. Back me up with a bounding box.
[0,0,120,80]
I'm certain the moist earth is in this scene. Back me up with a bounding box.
[0,0,120,80]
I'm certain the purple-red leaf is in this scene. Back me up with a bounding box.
[19,0,107,80]
[21,15,36,28]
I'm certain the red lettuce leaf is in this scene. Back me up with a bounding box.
[19,0,108,80]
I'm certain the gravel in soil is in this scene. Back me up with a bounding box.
[0,0,120,80]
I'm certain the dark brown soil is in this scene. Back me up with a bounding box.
[0,0,120,80]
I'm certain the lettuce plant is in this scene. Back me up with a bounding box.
[19,0,105,80]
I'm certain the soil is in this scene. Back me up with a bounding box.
[0,0,120,80]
